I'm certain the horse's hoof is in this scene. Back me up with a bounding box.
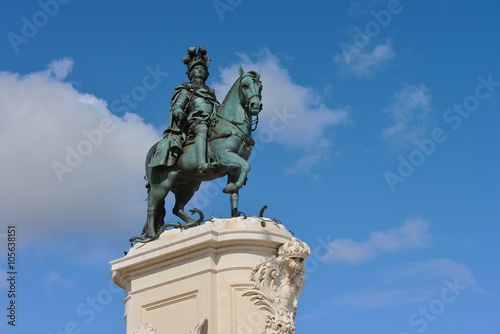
[223,183,237,194]
[129,235,158,243]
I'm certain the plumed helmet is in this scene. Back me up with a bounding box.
[181,46,211,75]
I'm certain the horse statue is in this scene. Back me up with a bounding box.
[131,66,263,242]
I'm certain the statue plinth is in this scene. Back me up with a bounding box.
[110,217,310,334]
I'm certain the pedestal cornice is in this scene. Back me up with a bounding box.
[110,216,293,289]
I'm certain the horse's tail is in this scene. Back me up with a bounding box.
[143,142,159,216]
[141,145,156,236]
[144,143,158,183]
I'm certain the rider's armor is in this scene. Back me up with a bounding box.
[148,46,219,174]
[172,83,217,132]
[170,81,219,174]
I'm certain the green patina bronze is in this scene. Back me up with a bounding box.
[130,46,263,242]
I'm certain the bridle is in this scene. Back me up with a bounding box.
[217,75,262,132]
[239,74,262,131]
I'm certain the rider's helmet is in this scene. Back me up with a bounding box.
[182,46,211,81]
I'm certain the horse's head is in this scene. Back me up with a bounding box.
[238,66,263,116]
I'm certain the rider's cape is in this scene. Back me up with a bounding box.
[148,82,218,168]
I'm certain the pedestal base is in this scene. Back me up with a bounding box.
[110,217,309,334]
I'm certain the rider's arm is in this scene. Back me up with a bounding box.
[171,88,190,123]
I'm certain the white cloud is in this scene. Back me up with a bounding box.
[0,59,161,243]
[330,287,417,311]
[325,217,431,264]
[45,57,74,80]
[212,49,350,174]
[383,83,433,148]
[43,270,75,291]
[334,40,395,79]
[330,258,479,311]
[284,152,323,175]
[385,258,478,288]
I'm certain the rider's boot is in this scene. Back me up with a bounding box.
[195,123,212,175]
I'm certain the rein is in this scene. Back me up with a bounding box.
[216,74,261,137]
[216,112,250,126]
[245,94,261,101]
[216,112,251,136]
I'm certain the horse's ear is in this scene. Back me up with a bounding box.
[238,65,244,77]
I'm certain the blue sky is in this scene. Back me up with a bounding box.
[0,0,499,333]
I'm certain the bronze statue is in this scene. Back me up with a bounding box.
[131,46,263,242]
[149,46,220,175]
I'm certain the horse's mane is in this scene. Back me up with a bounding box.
[219,71,259,111]
[220,78,240,111]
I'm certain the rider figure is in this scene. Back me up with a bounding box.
[168,46,220,175]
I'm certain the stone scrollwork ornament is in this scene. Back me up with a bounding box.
[132,323,157,334]
[243,238,311,334]
[185,315,207,334]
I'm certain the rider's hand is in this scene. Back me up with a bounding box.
[173,108,186,122]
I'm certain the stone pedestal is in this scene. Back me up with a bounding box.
[110,217,310,334]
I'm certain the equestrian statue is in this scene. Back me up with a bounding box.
[130,46,263,242]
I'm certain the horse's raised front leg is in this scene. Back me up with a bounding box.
[219,152,250,194]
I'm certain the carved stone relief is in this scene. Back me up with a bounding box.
[243,237,311,334]
[132,323,157,334]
